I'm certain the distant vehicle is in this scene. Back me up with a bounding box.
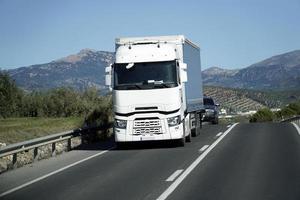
[105,35,204,147]
[203,96,219,124]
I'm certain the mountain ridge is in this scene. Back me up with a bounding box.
[202,49,300,90]
[3,49,300,91]
[6,49,114,91]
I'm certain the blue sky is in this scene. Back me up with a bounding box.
[0,0,299,70]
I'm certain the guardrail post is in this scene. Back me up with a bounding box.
[12,153,17,169]
[33,147,39,162]
[52,143,56,157]
[67,138,71,151]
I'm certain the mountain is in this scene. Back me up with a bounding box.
[202,50,300,90]
[202,67,240,87]
[3,49,300,92]
[7,49,114,91]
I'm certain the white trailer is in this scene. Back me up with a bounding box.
[106,35,204,146]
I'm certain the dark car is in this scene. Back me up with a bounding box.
[203,97,219,124]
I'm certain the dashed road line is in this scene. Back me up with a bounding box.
[166,170,184,182]
[199,145,209,152]
[157,123,239,200]
[215,132,223,137]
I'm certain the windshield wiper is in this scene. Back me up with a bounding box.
[116,84,142,90]
[154,83,170,88]
[133,84,142,89]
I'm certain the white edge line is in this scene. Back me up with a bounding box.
[166,169,184,182]
[0,147,114,197]
[157,123,239,200]
[199,145,209,152]
[291,122,300,135]
[216,132,223,137]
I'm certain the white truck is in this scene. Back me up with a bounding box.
[105,35,204,147]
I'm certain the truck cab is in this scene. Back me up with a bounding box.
[106,35,203,146]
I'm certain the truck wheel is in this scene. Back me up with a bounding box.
[191,128,196,137]
[196,125,201,136]
[185,133,191,142]
[177,138,185,147]
[116,142,126,150]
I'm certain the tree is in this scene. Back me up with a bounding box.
[0,72,23,118]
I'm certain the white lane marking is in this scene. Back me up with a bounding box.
[291,122,300,135]
[199,145,209,152]
[157,123,239,200]
[227,124,231,128]
[0,147,114,197]
[216,132,223,137]
[166,170,184,182]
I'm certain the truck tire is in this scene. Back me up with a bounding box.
[178,138,185,147]
[191,128,196,137]
[183,119,191,142]
[185,132,191,142]
[116,142,126,150]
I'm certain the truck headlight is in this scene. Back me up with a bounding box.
[168,116,181,127]
[115,119,127,129]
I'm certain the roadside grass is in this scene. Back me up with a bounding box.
[219,115,250,124]
[0,117,84,145]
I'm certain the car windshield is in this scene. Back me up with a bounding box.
[113,61,178,90]
[204,98,215,105]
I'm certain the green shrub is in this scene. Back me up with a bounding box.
[249,108,275,122]
[287,102,300,115]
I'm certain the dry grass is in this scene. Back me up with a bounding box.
[0,117,84,145]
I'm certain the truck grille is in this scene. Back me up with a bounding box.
[134,127,162,135]
[133,119,162,135]
[134,119,161,127]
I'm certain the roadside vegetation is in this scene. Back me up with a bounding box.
[249,101,300,122]
[0,72,112,145]
[0,117,83,144]
[219,115,250,124]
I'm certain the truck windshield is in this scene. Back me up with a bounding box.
[113,61,178,90]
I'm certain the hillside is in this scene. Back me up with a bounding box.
[204,86,300,113]
[202,50,300,90]
[204,86,265,113]
[7,49,114,91]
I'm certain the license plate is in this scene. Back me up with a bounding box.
[140,136,155,141]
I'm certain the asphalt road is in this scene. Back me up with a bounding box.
[1,122,300,200]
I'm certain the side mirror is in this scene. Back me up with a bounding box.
[179,62,188,83]
[215,103,220,107]
[105,64,112,91]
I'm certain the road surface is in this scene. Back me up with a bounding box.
[1,122,300,200]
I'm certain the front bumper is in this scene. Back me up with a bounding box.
[114,122,184,142]
[203,111,217,121]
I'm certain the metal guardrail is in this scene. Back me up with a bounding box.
[0,123,113,168]
[281,115,300,126]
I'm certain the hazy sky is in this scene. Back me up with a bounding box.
[0,0,299,70]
